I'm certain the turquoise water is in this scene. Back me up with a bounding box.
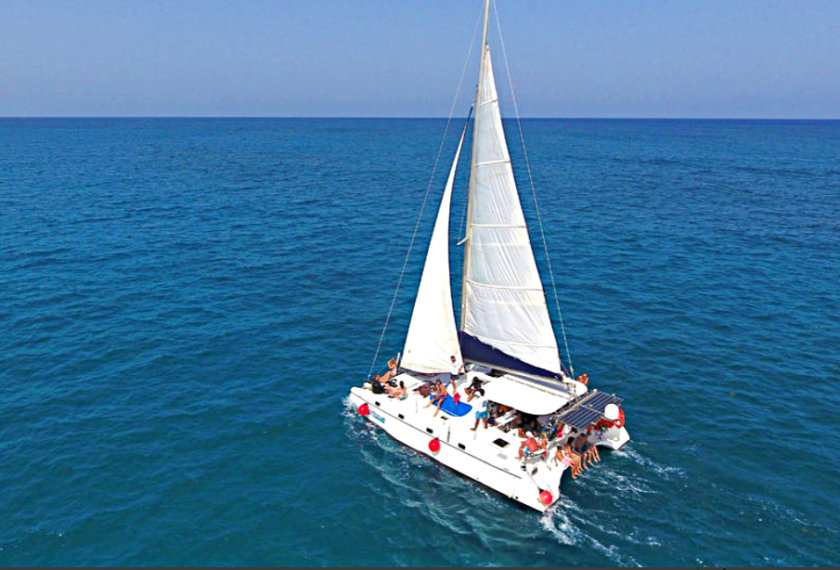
[1,118,838,566]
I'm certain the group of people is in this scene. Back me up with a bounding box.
[552,429,601,478]
[515,426,602,478]
[422,355,465,417]
[515,430,548,460]
[372,356,606,478]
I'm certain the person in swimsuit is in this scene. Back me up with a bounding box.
[554,442,583,478]
[582,433,600,466]
[424,380,448,417]
[573,433,594,469]
[375,357,399,385]
[516,431,544,460]
[386,380,407,400]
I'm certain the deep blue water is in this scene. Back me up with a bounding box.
[1,118,839,566]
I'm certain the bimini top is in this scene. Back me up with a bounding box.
[479,373,578,416]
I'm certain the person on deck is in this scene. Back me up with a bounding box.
[449,355,464,392]
[554,441,583,478]
[581,433,600,466]
[464,376,483,402]
[424,379,448,417]
[572,433,594,470]
[469,390,489,430]
[375,357,399,384]
[515,431,544,460]
[386,380,407,400]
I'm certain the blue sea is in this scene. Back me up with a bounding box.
[1,118,838,566]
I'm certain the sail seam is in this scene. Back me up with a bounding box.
[474,158,510,167]
[470,222,526,228]
[467,334,559,350]
[466,279,544,292]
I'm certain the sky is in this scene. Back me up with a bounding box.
[1,0,839,118]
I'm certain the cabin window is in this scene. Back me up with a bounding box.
[458,443,466,450]
[426,428,434,434]
[493,438,509,448]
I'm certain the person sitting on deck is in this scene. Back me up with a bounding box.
[386,380,407,400]
[554,441,583,478]
[469,390,489,430]
[423,379,448,417]
[515,431,545,460]
[374,357,399,385]
[464,377,483,402]
[572,432,596,470]
[580,432,600,466]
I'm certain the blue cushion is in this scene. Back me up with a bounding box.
[428,394,473,417]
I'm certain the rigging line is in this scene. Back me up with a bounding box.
[366,8,484,381]
[492,1,574,376]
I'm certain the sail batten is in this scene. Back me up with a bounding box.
[461,45,562,375]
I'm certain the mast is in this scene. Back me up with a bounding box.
[461,0,491,329]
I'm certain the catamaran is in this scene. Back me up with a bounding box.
[348,0,629,512]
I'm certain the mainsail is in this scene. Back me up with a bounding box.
[401,127,467,373]
[460,44,562,375]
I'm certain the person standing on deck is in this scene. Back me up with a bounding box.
[449,354,464,392]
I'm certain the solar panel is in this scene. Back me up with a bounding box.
[556,391,624,429]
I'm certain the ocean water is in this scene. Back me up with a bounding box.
[1,118,838,566]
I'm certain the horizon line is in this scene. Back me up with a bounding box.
[2,115,840,121]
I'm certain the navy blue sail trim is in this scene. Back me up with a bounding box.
[458,332,570,380]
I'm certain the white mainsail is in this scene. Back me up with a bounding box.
[401,128,467,373]
[461,45,562,374]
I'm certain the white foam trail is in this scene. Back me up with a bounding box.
[613,447,685,479]
[540,500,581,545]
[542,503,640,566]
[541,495,647,565]
[589,466,657,496]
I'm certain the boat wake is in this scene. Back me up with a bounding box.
[612,446,685,480]
[540,498,641,566]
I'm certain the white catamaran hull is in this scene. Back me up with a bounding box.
[349,377,630,512]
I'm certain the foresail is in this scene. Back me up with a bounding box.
[461,46,561,375]
[401,128,466,373]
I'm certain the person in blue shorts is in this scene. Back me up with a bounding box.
[516,431,546,460]
[469,389,488,430]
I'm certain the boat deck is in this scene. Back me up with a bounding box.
[370,372,564,469]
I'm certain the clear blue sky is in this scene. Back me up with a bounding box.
[2,0,838,118]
